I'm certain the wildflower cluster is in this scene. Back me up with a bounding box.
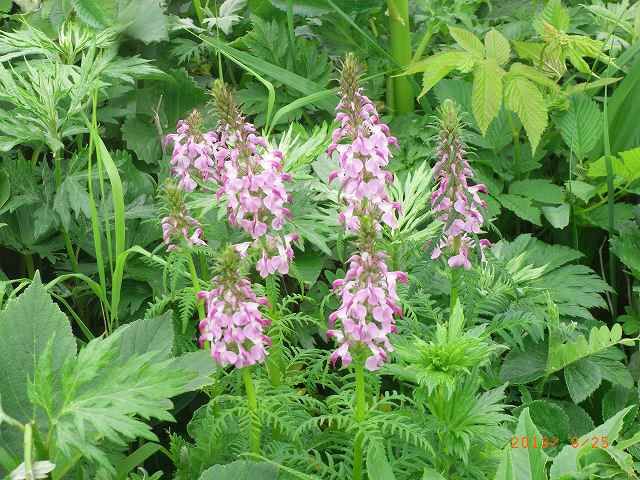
[197,247,271,368]
[327,54,407,371]
[164,110,219,192]
[212,80,297,278]
[431,100,489,269]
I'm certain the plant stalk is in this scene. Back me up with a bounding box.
[450,267,460,312]
[386,0,414,114]
[352,360,366,480]
[192,0,204,25]
[242,367,260,455]
[603,87,618,313]
[53,150,80,273]
[187,253,205,325]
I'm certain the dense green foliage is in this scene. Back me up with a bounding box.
[1,0,640,479]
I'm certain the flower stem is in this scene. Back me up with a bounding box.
[386,0,414,114]
[242,367,260,455]
[187,253,205,326]
[450,267,460,312]
[352,360,366,480]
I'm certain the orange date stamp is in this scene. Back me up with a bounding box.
[511,435,609,449]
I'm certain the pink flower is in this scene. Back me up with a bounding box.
[327,251,407,371]
[430,100,490,269]
[198,277,271,368]
[328,87,400,235]
[164,112,220,192]
[161,210,206,251]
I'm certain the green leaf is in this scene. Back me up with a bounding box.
[123,117,162,165]
[291,250,326,285]
[199,461,279,479]
[71,0,117,29]
[498,194,542,226]
[499,339,547,384]
[504,77,548,153]
[542,204,570,229]
[534,0,570,34]
[116,312,174,363]
[170,350,217,391]
[0,171,10,210]
[367,441,397,480]
[0,0,11,13]
[472,59,504,134]
[119,0,169,44]
[422,468,446,480]
[115,443,165,480]
[449,26,485,58]
[509,63,559,91]
[564,358,602,404]
[408,52,475,98]
[550,406,633,479]
[509,179,565,204]
[557,94,602,160]
[497,408,548,480]
[0,274,76,457]
[526,400,570,441]
[566,180,597,203]
[484,29,510,66]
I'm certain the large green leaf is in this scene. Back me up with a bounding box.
[564,357,602,404]
[497,194,542,226]
[472,59,504,134]
[116,312,174,363]
[71,0,117,29]
[550,406,633,479]
[484,29,511,66]
[504,76,547,153]
[449,26,485,58]
[509,179,565,204]
[557,94,602,160]
[0,275,76,458]
[367,441,397,480]
[411,51,475,98]
[199,461,279,479]
[495,408,548,480]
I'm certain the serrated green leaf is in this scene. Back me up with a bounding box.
[119,0,169,44]
[509,179,565,204]
[0,171,9,210]
[504,76,548,153]
[534,0,570,35]
[564,358,602,404]
[509,63,559,90]
[122,117,162,165]
[71,0,117,29]
[484,29,510,65]
[449,26,485,57]
[408,51,475,98]
[472,59,504,134]
[565,180,597,203]
[498,194,542,226]
[0,275,76,458]
[557,94,602,160]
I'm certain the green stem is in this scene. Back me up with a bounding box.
[192,0,204,25]
[411,22,436,64]
[187,254,205,325]
[352,360,366,480]
[450,267,460,312]
[386,0,414,114]
[53,150,80,273]
[24,423,33,479]
[242,367,260,455]
[603,87,618,313]
[24,253,35,279]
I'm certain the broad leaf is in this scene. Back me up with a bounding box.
[71,0,117,29]
[0,275,76,457]
[557,94,602,160]
[496,408,548,480]
[367,441,397,480]
[542,204,570,229]
[485,29,511,66]
[564,357,602,404]
[449,26,485,58]
[504,76,547,153]
[472,59,504,134]
[509,179,565,204]
[498,194,542,226]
